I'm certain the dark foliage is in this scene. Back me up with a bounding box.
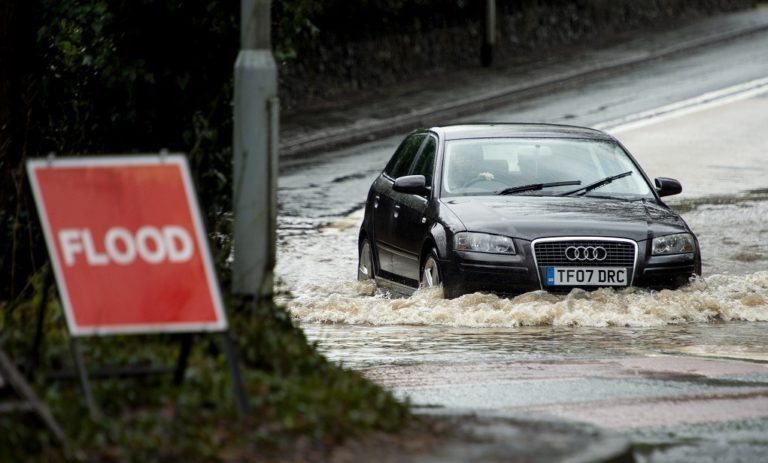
[1,0,239,301]
[0,2,412,459]
[0,277,408,460]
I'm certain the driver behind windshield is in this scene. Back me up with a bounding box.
[446,143,494,190]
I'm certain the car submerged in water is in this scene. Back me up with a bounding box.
[357,123,701,298]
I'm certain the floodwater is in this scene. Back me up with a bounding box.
[275,196,768,462]
[276,195,768,367]
[276,93,768,371]
[274,48,768,458]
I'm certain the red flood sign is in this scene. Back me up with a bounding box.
[27,155,227,336]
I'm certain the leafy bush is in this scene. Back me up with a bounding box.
[0,273,409,461]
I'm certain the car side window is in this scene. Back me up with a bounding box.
[384,134,425,179]
[410,135,437,187]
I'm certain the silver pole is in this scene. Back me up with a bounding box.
[233,0,278,298]
[241,0,271,49]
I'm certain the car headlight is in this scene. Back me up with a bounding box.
[652,233,695,255]
[455,232,516,254]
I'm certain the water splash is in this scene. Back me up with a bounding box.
[277,203,768,328]
[285,272,768,328]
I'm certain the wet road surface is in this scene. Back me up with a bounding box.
[276,28,768,463]
[279,27,768,221]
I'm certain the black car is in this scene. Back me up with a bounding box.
[357,124,701,298]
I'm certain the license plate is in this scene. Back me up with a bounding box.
[546,267,627,286]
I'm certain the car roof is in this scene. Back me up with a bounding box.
[430,123,615,141]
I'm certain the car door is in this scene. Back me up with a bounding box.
[390,134,437,283]
[373,133,426,277]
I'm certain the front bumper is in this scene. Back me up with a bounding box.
[634,252,699,289]
[440,239,699,295]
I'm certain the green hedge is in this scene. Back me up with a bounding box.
[1,270,409,460]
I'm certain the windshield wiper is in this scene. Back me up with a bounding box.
[498,180,581,195]
[559,171,633,196]
[497,180,582,195]
[579,194,633,202]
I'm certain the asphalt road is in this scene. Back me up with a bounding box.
[278,23,768,221]
[277,25,768,463]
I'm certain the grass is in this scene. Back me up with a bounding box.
[0,268,410,462]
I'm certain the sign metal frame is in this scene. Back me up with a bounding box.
[25,154,248,419]
[0,347,68,446]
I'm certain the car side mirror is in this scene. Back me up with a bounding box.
[655,177,682,197]
[393,175,430,196]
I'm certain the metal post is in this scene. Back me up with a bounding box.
[0,348,68,446]
[69,338,101,420]
[263,96,279,295]
[482,0,496,67]
[233,0,279,298]
[173,335,193,386]
[28,263,52,377]
[222,333,249,417]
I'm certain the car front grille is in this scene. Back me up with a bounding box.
[533,239,636,267]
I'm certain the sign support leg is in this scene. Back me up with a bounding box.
[222,332,249,417]
[69,338,101,420]
[0,348,68,446]
[173,335,193,386]
[28,264,52,377]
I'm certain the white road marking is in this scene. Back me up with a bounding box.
[596,76,768,134]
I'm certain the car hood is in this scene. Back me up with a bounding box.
[441,196,688,242]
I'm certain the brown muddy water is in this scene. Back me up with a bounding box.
[275,195,768,367]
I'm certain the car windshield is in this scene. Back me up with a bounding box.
[441,138,653,199]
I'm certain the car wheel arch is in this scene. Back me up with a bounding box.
[426,223,451,260]
[419,235,450,288]
[358,229,368,251]
[358,229,379,276]
[419,237,463,299]
[420,237,439,269]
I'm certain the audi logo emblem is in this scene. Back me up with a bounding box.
[565,246,608,261]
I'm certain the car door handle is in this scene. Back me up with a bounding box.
[393,204,400,218]
[374,195,380,208]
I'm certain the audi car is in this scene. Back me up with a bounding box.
[357,123,701,298]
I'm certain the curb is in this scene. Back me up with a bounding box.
[280,20,768,159]
[409,410,635,463]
